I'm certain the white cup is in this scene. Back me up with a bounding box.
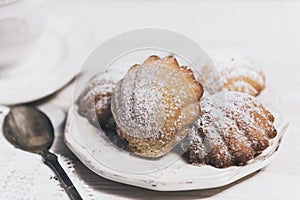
[0,0,46,67]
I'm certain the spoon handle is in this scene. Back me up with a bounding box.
[42,150,82,200]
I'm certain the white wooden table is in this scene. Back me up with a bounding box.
[3,0,300,199]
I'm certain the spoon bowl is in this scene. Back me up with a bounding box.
[3,106,54,154]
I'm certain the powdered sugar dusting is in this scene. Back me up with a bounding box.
[76,71,116,127]
[188,91,277,168]
[203,49,265,96]
[111,55,202,157]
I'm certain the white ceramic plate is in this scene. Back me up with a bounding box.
[0,15,93,105]
[64,88,289,191]
[64,29,289,191]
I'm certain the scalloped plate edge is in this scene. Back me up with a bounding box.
[64,105,289,191]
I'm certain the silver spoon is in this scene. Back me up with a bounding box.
[2,106,82,200]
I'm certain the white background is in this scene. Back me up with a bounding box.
[48,0,300,199]
[2,0,300,199]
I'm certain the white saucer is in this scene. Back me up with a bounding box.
[0,17,94,105]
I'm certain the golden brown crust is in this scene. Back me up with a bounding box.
[187,91,277,168]
[76,73,116,129]
[94,93,114,128]
[111,55,203,157]
[224,72,266,96]
[179,66,204,100]
[77,73,130,149]
[142,55,161,66]
[204,49,266,96]
[129,64,140,71]
[208,145,233,168]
